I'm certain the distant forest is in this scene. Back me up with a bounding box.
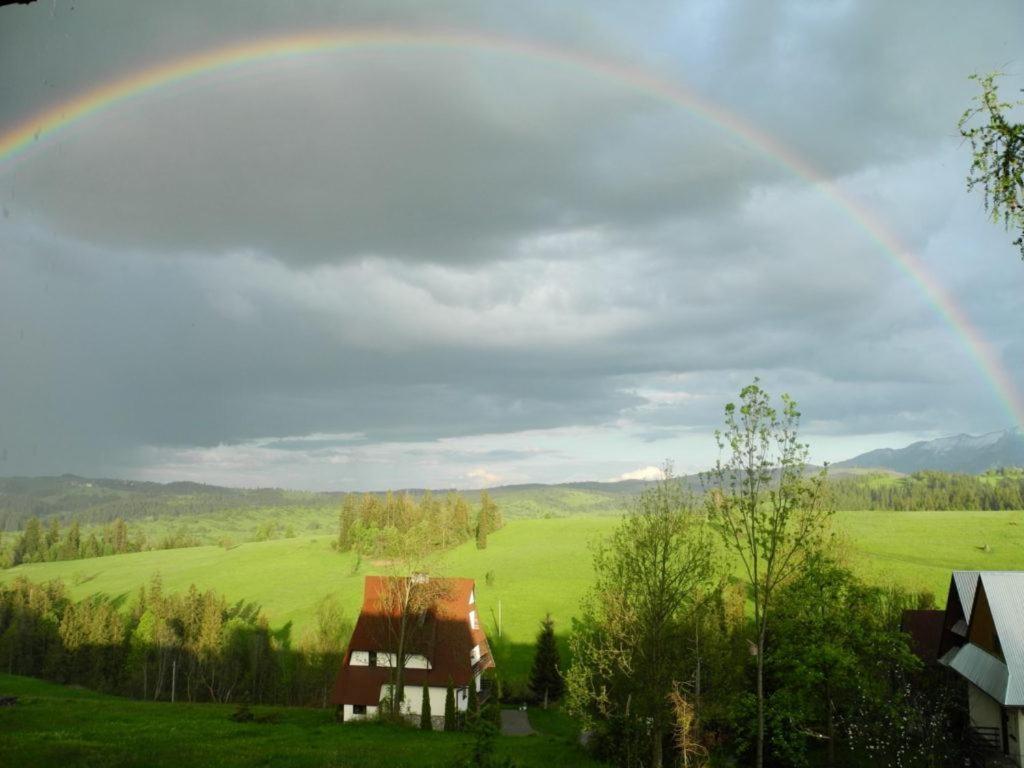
[829,468,1024,511]
[1,468,1023,540]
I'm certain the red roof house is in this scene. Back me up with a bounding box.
[331,575,494,727]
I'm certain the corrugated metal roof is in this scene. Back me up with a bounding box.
[941,571,1024,706]
[945,643,1009,702]
[953,570,980,621]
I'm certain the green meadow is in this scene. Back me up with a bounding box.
[0,674,598,768]
[4,510,1024,683]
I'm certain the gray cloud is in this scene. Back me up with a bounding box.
[0,0,1021,487]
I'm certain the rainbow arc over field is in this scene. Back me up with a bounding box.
[1,27,1021,430]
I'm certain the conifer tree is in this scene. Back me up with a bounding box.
[420,680,432,730]
[444,678,457,731]
[475,513,488,550]
[528,613,564,708]
[467,677,479,725]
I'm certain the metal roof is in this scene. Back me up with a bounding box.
[952,570,980,621]
[942,571,1024,706]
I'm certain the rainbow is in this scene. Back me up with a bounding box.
[1,28,1020,429]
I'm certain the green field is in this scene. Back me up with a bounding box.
[5,510,1024,684]
[0,674,599,768]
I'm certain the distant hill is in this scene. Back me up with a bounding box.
[835,428,1024,474]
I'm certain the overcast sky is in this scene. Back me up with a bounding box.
[0,1,1022,490]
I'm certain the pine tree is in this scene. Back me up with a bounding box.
[420,680,432,730]
[467,677,479,725]
[479,490,502,532]
[529,613,564,708]
[475,513,488,550]
[444,678,457,731]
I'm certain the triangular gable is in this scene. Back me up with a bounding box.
[968,578,1004,660]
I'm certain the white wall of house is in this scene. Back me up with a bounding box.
[381,684,452,716]
[343,703,379,721]
[1009,709,1023,766]
[969,683,1004,750]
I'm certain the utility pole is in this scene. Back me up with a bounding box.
[171,658,177,703]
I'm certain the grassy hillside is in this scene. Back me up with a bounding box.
[0,674,600,768]
[1,517,615,683]
[5,510,1024,685]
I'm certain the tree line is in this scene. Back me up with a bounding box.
[0,517,201,569]
[0,574,351,708]
[830,469,1024,511]
[335,490,504,558]
[565,382,967,768]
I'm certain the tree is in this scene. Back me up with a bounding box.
[703,380,832,768]
[528,613,564,708]
[445,678,457,731]
[567,469,719,768]
[475,513,488,550]
[766,552,920,768]
[467,676,479,726]
[420,679,433,730]
[960,73,1024,258]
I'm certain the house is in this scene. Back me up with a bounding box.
[330,575,494,728]
[914,570,1024,764]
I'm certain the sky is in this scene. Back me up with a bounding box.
[0,0,1022,491]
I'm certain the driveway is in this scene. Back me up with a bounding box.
[500,708,535,736]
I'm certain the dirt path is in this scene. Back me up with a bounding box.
[500,709,535,736]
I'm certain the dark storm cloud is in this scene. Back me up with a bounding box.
[0,0,1021,486]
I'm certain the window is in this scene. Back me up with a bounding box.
[353,704,366,715]
[368,652,377,668]
[469,610,478,630]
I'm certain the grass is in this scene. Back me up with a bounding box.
[5,510,1024,683]
[0,674,603,767]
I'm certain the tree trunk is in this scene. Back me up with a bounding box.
[756,635,765,768]
[826,686,836,768]
[652,724,662,768]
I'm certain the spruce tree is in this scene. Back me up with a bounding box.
[467,677,479,725]
[529,613,564,708]
[475,513,488,549]
[444,679,457,731]
[420,680,432,730]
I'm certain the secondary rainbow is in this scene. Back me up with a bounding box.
[1,28,1020,429]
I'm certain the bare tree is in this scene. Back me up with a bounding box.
[377,573,450,718]
[703,380,831,768]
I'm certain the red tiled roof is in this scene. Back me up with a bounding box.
[330,576,493,706]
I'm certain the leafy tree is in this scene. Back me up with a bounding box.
[703,381,831,768]
[420,679,433,730]
[960,73,1024,258]
[567,469,719,768]
[528,613,564,708]
[764,552,921,768]
[445,678,457,731]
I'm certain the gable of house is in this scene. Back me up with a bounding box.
[941,571,1024,706]
[330,575,493,708]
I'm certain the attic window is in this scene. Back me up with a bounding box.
[368,652,377,668]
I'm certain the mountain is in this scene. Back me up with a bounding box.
[835,428,1024,474]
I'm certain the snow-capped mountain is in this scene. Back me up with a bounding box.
[836,428,1024,474]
